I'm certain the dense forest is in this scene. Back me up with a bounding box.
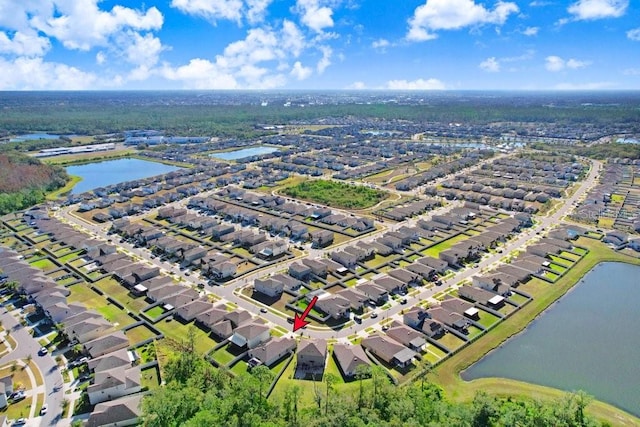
[141,335,604,427]
[0,153,68,214]
[1,92,639,137]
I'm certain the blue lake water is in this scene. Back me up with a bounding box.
[462,262,640,417]
[210,146,278,160]
[66,158,181,194]
[10,133,62,142]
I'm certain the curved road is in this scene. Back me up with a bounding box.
[0,306,65,426]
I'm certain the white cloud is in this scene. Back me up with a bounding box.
[170,0,244,23]
[567,0,628,20]
[281,20,305,57]
[385,78,445,90]
[0,56,97,90]
[627,28,640,41]
[96,51,106,65]
[121,32,165,67]
[522,26,539,36]
[479,57,500,72]
[566,58,590,69]
[246,0,273,23]
[290,61,312,80]
[623,68,640,75]
[161,58,238,89]
[346,81,366,89]
[545,55,591,71]
[0,30,51,57]
[545,55,565,71]
[554,81,614,90]
[371,38,390,50]
[295,0,334,33]
[316,45,332,73]
[160,21,316,89]
[407,0,519,41]
[30,1,163,51]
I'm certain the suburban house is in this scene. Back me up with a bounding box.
[230,322,271,349]
[254,277,285,298]
[385,323,428,352]
[458,286,505,309]
[403,307,445,338]
[66,317,114,343]
[315,295,351,319]
[248,337,296,367]
[289,262,312,280]
[88,348,133,374]
[417,257,449,274]
[332,343,370,378]
[356,282,389,305]
[297,339,327,371]
[361,334,416,368]
[175,300,215,322]
[302,258,328,277]
[84,331,130,358]
[85,394,143,427]
[87,365,141,404]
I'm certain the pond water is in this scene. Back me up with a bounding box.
[462,262,640,416]
[10,133,63,142]
[66,158,181,194]
[209,146,278,160]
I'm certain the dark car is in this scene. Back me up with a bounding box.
[400,298,408,305]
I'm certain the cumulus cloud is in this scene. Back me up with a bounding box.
[627,28,640,41]
[30,1,163,51]
[522,26,539,36]
[567,0,628,20]
[0,56,97,90]
[0,30,51,57]
[479,57,500,72]
[161,21,319,89]
[290,61,312,80]
[170,0,273,24]
[371,38,390,50]
[545,55,591,71]
[407,0,519,41]
[385,78,445,90]
[295,0,334,33]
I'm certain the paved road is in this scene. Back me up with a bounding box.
[0,305,65,426]
[54,157,601,341]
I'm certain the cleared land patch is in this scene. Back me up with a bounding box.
[282,179,387,209]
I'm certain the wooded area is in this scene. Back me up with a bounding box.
[141,333,603,427]
[0,153,68,214]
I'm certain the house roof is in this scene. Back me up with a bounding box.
[86,393,143,427]
[249,337,296,365]
[84,331,129,358]
[332,343,370,375]
[298,339,327,359]
[88,348,131,373]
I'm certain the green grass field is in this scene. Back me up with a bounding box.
[282,179,387,209]
[421,233,469,258]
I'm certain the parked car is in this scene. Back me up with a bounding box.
[38,347,48,356]
[370,312,378,319]
[40,403,48,415]
[400,298,408,305]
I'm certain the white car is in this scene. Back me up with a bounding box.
[39,347,48,355]
[40,403,48,415]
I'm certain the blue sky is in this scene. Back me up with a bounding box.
[0,0,639,90]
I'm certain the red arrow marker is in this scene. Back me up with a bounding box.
[293,296,318,332]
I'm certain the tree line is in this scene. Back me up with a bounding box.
[141,331,604,427]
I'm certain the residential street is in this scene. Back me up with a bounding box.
[0,305,66,426]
